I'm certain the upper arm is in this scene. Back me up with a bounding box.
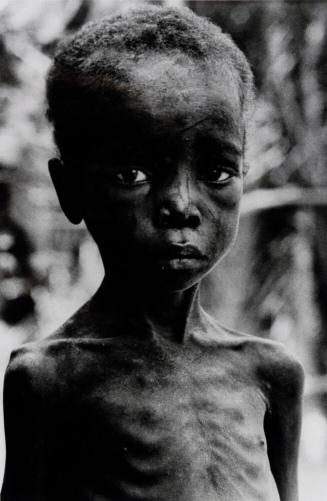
[1,348,48,501]
[263,346,304,501]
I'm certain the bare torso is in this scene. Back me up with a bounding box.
[39,335,279,501]
[2,303,283,501]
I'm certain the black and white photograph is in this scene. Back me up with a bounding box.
[0,1,326,500]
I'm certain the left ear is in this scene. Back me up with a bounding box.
[48,158,83,225]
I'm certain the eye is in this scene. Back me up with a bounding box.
[199,166,234,184]
[115,168,149,186]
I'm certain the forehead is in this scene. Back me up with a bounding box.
[132,54,239,111]
[123,53,242,139]
[89,52,243,159]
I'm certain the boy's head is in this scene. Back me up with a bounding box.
[46,5,254,291]
[47,5,253,165]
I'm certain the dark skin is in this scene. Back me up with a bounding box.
[1,54,304,501]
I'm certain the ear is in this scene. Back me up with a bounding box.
[48,158,83,225]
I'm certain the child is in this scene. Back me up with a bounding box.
[1,5,303,501]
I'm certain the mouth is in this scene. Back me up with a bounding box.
[160,244,204,259]
[158,244,206,271]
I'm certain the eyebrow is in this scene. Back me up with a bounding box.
[178,109,242,142]
[215,140,243,157]
[178,113,237,132]
[192,128,243,157]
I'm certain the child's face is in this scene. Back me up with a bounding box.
[79,54,244,291]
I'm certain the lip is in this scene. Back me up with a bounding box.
[159,244,205,260]
[157,244,207,272]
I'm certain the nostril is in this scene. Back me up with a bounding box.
[158,205,201,229]
[188,213,201,228]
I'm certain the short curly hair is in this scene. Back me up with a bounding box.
[46,4,254,163]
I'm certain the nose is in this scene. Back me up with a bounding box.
[156,169,202,229]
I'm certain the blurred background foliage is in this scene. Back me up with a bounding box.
[0,0,327,499]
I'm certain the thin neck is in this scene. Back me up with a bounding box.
[91,275,203,343]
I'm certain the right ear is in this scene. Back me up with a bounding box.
[48,158,83,225]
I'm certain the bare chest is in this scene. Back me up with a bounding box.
[61,346,278,501]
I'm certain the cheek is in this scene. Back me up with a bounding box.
[216,210,240,253]
[208,212,240,262]
[85,190,151,251]
[203,181,242,258]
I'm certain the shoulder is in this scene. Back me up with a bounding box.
[255,339,304,400]
[225,329,305,402]
[4,337,92,412]
[3,344,52,424]
[4,340,59,400]
[203,312,304,394]
[229,325,304,395]
[4,303,91,397]
[4,299,115,397]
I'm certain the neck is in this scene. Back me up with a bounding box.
[92,275,203,343]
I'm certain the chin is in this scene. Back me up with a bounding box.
[153,268,208,292]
